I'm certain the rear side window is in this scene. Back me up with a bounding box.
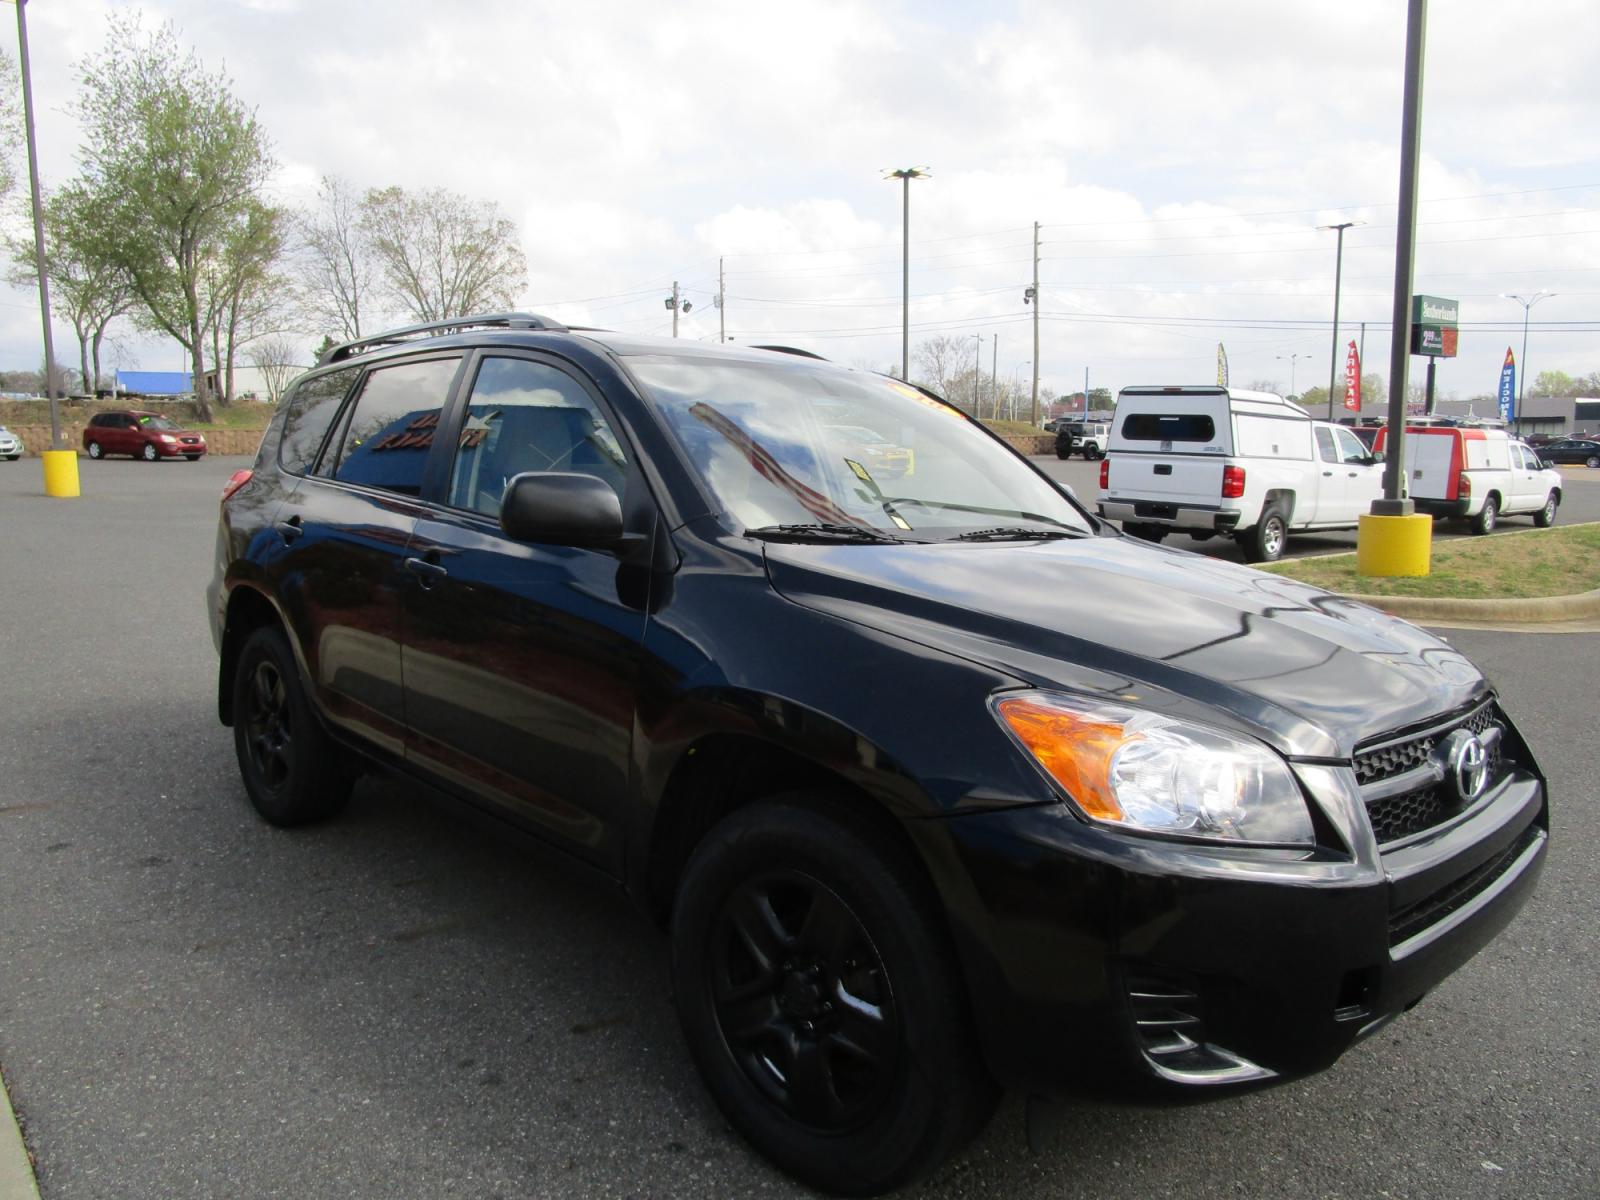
[1121,413,1216,442]
[326,357,461,495]
[279,368,359,475]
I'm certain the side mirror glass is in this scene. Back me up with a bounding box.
[1368,450,1385,465]
[499,472,624,548]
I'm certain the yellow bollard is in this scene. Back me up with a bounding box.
[1356,513,1432,577]
[41,449,81,499]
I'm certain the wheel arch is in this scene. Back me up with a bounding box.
[217,584,290,726]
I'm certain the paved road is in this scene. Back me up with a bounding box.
[1035,454,1600,563]
[1,456,1595,1199]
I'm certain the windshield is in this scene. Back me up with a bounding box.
[136,415,182,431]
[630,356,1092,539]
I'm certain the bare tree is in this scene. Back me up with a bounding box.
[246,334,303,404]
[911,334,969,402]
[296,175,378,341]
[360,185,527,321]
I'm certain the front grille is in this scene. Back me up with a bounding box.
[1356,700,1509,845]
[1388,824,1542,947]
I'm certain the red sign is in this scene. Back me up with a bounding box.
[1343,340,1361,411]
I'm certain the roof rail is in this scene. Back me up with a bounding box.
[318,312,569,365]
[750,344,829,361]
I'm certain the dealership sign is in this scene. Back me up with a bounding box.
[1410,294,1459,358]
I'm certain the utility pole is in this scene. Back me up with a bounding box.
[973,333,983,417]
[718,258,726,344]
[16,0,60,449]
[665,281,691,337]
[1030,221,1041,425]
[991,336,998,420]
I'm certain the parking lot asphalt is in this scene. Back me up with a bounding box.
[1,456,1597,1199]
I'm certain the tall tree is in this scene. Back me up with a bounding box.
[911,334,969,402]
[245,334,303,404]
[7,184,137,394]
[359,185,527,321]
[201,198,291,404]
[296,175,378,341]
[73,15,276,422]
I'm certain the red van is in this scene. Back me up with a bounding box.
[83,411,208,461]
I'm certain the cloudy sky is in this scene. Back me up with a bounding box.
[4,0,1596,408]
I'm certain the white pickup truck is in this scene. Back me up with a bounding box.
[1096,386,1385,562]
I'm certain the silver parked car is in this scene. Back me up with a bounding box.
[0,425,25,460]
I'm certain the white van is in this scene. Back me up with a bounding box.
[1097,386,1385,561]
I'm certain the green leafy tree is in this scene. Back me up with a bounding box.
[7,184,138,394]
[201,198,291,404]
[359,185,527,321]
[73,15,277,422]
[1532,369,1579,397]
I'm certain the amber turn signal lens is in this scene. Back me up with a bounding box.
[995,695,1133,820]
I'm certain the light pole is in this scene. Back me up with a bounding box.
[883,167,929,381]
[1276,353,1309,399]
[1500,290,1554,434]
[1318,220,1364,420]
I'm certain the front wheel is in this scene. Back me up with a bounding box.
[1471,495,1498,535]
[1054,445,1070,460]
[671,796,998,1196]
[141,442,159,462]
[1082,445,1102,461]
[1587,455,1599,469]
[231,626,353,826]
[1534,492,1559,528]
[1238,506,1287,563]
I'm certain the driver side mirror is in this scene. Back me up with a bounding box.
[1365,450,1384,465]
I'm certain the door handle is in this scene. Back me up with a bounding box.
[1322,470,1333,476]
[277,515,303,543]
[404,555,449,584]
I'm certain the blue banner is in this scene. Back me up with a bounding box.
[1497,349,1516,423]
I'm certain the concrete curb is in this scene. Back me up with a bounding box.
[1338,585,1600,624]
[0,1069,39,1200]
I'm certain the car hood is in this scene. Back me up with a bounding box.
[763,534,1487,759]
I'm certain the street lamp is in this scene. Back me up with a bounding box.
[1500,290,1555,434]
[883,167,929,381]
[1318,220,1365,419]
[1276,353,1309,399]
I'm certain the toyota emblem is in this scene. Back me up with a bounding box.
[1451,733,1489,803]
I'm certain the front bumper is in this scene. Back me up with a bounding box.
[924,757,1546,1101]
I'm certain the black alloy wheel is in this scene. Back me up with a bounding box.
[710,870,899,1134]
[231,626,353,826]
[672,795,998,1195]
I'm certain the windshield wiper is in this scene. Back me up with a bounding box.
[947,525,1084,542]
[747,523,907,543]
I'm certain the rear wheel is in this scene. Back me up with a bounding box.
[231,626,353,826]
[1587,455,1599,469]
[1238,506,1287,563]
[1534,492,1558,528]
[1471,495,1498,535]
[87,441,103,459]
[671,795,998,1196]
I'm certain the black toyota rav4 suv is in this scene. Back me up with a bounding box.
[208,313,1547,1196]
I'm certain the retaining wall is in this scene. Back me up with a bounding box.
[5,424,267,457]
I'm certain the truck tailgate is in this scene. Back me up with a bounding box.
[1107,453,1225,501]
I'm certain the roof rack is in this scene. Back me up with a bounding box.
[318,312,569,365]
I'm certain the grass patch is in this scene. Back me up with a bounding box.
[983,419,1048,436]
[1262,524,1600,598]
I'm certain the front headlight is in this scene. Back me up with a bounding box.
[994,691,1315,845]
[158,434,177,443]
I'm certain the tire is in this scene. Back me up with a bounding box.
[1587,455,1599,469]
[1055,445,1070,460]
[1082,445,1102,461]
[671,795,998,1196]
[1470,495,1498,536]
[184,454,200,461]
[1534,492,1558,528]
[231,626,353,826]
[87,441,103,459]
[1238,506,1288,563]
[141,442,159,462]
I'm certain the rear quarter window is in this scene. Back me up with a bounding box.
[1120,413,1216,442]
[278,367,360,475]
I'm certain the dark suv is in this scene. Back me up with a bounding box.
[208,314,1547,1195]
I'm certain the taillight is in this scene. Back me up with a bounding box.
[1098,458,1110,489]
[1222,465,1246,498]
[221,469,253,503]
[1458,473,1470,498]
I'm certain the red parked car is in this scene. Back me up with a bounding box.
[82,410,208,461]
